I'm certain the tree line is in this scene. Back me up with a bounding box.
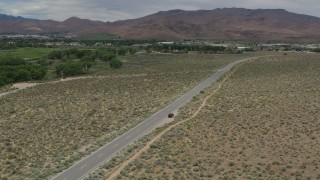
[0,56,47,86]
[146,43,227,54]
[48,48,124,78]
[0,47,132,87]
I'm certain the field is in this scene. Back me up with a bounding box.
[105,54,320,179]
[0,53,255,179]
[1,48,55,60]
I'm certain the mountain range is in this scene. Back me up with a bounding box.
[1,8,320,41]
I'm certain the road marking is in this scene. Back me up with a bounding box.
[145,123,149,126]
[127,135,131,139]
[136,129,140,132]
[98,153,104,157]
[80,165,87,169]
[113,144,118,147]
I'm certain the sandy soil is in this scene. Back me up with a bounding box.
[4,77,93,93]
[12,82,41,89]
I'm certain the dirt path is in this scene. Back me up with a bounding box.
[0,74,150,98]
[107,65,242,179]
[0,77,89,98]
[12,82,41,89]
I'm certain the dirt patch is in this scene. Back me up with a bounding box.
[58,76,93,82]
[12,83,40,90]
[0,85,16,94]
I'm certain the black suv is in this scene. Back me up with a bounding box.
[168,113,174,118]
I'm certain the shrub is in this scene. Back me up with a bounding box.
[55,62,89,77]
[99,51,116,62]
[0,56,47,86]
[15,69,31,81]
[109,58,122,69]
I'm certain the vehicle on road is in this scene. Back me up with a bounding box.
[168,113,174,118]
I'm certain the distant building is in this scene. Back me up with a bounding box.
[158,41,174,45]
[44,42,64,46]
[95,42,103,46]
[45,42,54,46]
[202,41,229,47]
[69,42,85,47]
[237,47,251,51]
[131,43,150,47]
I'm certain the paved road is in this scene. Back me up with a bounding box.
[52,57,253,180]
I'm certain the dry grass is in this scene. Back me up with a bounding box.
[0,84,16,94]
[108,63,241,180]
[113,54,320,179]
[0,53,254,179]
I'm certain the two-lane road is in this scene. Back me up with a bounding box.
[52,57,254,180]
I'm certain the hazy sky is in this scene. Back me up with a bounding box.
[0,0,319,21]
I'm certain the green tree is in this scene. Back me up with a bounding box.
[129,48,138,54]
[0,55,47,86]
[117,47,127,56]
[55,62,90,77]
[48,50,63,60]
[15,69,31,81]
[30,66,47,80]
[313,48,320,53]
[109,58,122,69]
[95,49,117,61]
[0,75,6,86]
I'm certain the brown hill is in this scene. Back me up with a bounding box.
[1,8,320,41]
[90,8,320,40]
[59,17,105,32]
[0,16,104,34]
